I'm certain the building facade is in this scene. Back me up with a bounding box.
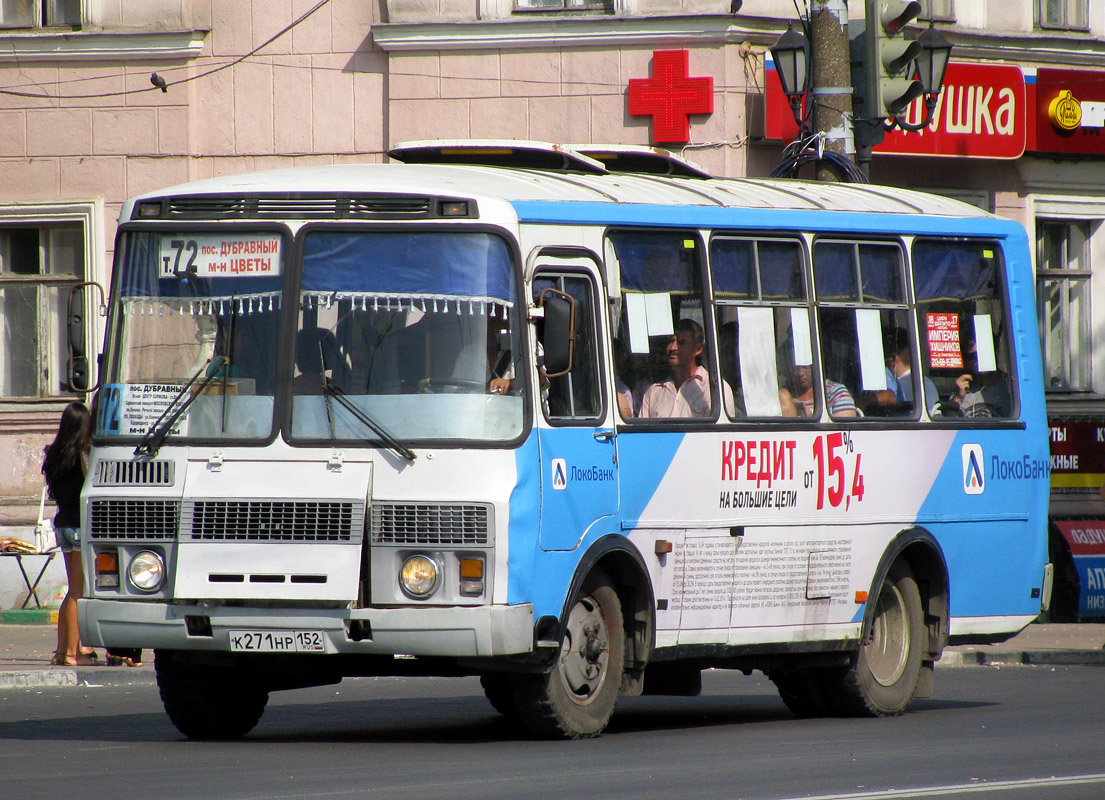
[1,0,1104,609]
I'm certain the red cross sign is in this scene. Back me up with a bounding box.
[628,50,714,143]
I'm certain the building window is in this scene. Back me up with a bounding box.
[1037,0,1088,30]
[1037,220,1092,391]
[919,0,955,22]
[0,0,80,29]
[514,0,611,11]
[0,225,84,398]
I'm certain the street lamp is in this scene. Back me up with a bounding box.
[915,23,952,96]
[771,23,809,129]
[893,22,952,131]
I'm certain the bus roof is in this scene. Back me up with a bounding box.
[125,141,995,225]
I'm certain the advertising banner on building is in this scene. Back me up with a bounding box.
[1053,520,1105,618]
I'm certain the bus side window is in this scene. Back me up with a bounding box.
[533,272,602,420]
[607,231,726,420]
[813,240,915,420]
[912,240,1014,419]
[711,236,807,419]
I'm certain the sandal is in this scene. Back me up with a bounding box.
[80,647,99,664]
[50,653,98,667]
[106,655,142,667]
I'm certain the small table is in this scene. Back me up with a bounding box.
[0,551,57,609]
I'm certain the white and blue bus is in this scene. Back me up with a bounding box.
[75,141,1051,739]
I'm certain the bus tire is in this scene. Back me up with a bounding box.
[512,573,625,739]
[827,561,924,717]
[479,674,518,720]
[155,651,269,739]
[768,668,834,718]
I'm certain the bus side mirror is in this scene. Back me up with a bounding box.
[538,289,575,378]
[67,282,105,393]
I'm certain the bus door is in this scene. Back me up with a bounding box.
[533,263,619,551]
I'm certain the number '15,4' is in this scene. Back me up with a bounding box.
[812,432,865,511]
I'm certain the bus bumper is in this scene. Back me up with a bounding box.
[78,599,535,658]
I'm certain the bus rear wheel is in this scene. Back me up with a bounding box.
[512,573,625,739]
[155,651,269,739]
[827,561,924,717]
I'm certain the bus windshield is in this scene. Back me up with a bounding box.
[97,229,284,442]
[290,229,524,443]
[96,227,525,446]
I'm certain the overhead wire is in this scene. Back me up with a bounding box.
[0,0,333,100]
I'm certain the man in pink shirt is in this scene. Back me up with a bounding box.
[639,319,734,418]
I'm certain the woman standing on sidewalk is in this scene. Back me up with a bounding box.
[41,401,97,667]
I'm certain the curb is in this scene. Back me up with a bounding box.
[0,609,57,625]
[2,652,1102,692]
[0,667,156,690]
[939,649,1105,667]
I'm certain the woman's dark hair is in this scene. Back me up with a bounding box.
[42,402,92,481]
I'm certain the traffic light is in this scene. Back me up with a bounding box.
[866,0,924,117]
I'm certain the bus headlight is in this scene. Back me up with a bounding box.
[127,550,165,592]
[399,555,439,598]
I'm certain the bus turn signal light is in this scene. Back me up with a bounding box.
[855,591,868,603]
[96,551,120,589]
[459,558,484,596]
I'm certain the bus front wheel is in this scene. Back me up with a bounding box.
[155,651,269,739]
[479,674,518,720]
[828,561,924,717]
[512,572,625,739]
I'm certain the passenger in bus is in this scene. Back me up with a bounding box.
[293,327,347,393]
[863,327,939,416]
[638,319,735,418]
[886,327,940,415]
[784,362,858,418]
[952,339,1011,418]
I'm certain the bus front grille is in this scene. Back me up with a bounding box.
[371,503,491,546]
[93,459,175,487]
[184,500,362,543]
[89,499,180,539]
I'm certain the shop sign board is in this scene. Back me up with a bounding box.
[764,61,1027,159]
[1048,418,1105,490]
[1033,68,1105,156]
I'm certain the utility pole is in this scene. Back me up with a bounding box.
[809,0,855,181]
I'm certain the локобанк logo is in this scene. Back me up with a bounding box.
[551,458,567,490]
[961,443,985,494]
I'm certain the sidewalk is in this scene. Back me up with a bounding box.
[937,622,1105,666]
[0,619,154,689]
[2,619,1103,691]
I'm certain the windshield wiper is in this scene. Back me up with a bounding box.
[134,356,229,457]
[321,380,416,462]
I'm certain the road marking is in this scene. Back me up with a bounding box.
[783,773,1105,799]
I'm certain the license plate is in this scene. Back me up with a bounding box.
[228,629,325,653]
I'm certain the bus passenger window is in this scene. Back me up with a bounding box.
[607,231,732,420]
[813,240,914,420]
[912,240,1014,418]
[534,273,601,420]
[711,236,807,418]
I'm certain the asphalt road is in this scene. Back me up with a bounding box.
[2,666,1103,800]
